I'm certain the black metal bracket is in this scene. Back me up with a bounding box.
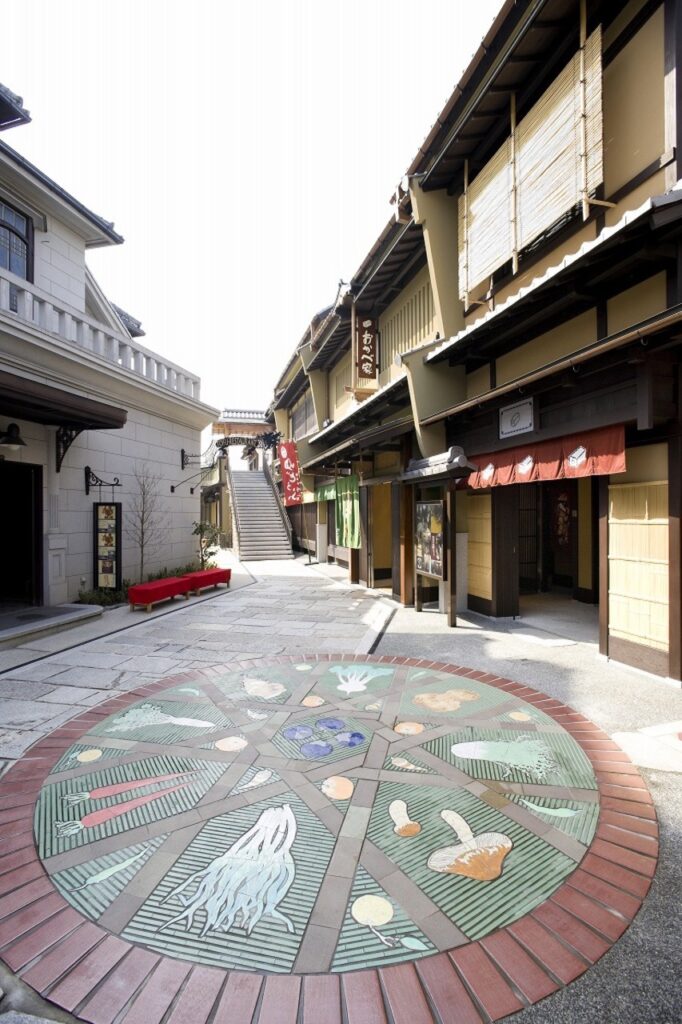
[56,426,83,473]
[84,465,121,497]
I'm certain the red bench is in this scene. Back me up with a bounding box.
[128,576,192,612]
[181,568,231,594]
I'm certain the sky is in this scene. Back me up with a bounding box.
[5,0,500,414]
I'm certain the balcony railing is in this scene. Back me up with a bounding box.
[0,266,201,400]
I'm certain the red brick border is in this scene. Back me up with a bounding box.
[0,656,659,1024]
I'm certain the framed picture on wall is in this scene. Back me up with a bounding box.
[415,500,444,579]
[93,502,122,590]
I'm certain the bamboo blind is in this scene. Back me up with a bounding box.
[458,26,603,302]
[467,493,493,599]
[608,481,669,652]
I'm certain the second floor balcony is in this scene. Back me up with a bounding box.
[0,264,201,401]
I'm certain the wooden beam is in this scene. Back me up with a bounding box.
[668,433,681,681]
[598,476,609,657]
[446,485,457,627]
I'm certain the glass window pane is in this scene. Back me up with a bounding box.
[9,234,27,278]
[0,227,9,269]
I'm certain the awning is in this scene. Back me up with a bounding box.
[401,446,476,483]
[465,424,625,489]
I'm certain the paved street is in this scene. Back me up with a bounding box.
[0,556,678,1023]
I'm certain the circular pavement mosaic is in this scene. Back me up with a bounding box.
[1,655,658,1023]
[31,657,604,976]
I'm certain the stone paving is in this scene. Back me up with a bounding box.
[0,557,676,1023]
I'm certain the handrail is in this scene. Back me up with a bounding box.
[263,457,293,546]
[224,455,242,555]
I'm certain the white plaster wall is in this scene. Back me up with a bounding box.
[2,410,204,603]
[33,218,86,310]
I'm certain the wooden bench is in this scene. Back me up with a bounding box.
[128,576,193,612]
[181,568,231,595]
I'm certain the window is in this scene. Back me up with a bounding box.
[291,390,316,440]
[0,200,30,280]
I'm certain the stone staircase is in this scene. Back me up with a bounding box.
[230,471,294,560]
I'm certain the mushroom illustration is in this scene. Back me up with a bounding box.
[388,799,421,837]
[427,809,512,880]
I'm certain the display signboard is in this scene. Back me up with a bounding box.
[415,500,444,579]
[278,440,303,506]
[499,398,534,439]
[356,317,378,379]
[93,502,122,590]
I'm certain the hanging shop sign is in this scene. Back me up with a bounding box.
[278,440,303,506]
[356,317,378,379]
[415,500,444,579]
[499,398,534,439]
[92,502,122,590]
[466,424,626,489]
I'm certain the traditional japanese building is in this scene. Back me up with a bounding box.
[267,0,682,682]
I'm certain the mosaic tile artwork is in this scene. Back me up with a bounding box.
[33,659,600,974]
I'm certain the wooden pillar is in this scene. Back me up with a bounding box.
[669,433,681,681]
[446,484,457,627]
[349,548,359,584]
[598,476,609,657]
[491,486,519,617]
[665,0,682,188]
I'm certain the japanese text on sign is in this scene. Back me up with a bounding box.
[278,441,303,506]
[356,317,378,379]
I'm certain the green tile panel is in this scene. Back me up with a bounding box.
[36,754,227,859]
[367,782,577,941]
[424,728,597,789]
[49,835,168,920]
[332,866,435,972]
[122,792,335,973]
[88,699,233,744]
[505,794,600,845]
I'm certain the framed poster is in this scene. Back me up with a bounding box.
[415,500,444,579]
[93,502,122,590]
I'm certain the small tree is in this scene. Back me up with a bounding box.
[192,521,220,569]
[127,465,168,582]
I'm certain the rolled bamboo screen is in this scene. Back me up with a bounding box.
[459,27,603,302]
[608,480,669,652]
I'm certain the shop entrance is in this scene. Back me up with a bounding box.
[519,481,580,594]
[517,478,598,643]
[0,460,43,606]
[359,483,393,589]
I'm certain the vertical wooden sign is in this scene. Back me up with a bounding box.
[356,317,378,379]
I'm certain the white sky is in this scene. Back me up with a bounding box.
[5,0,500,413]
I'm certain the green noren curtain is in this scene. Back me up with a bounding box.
[335,474,360,549]
[314,482,337,502]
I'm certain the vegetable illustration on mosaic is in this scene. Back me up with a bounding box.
[412,689,479,713]
[427,809,513,880]
[105,704,216,732]
[451,736,559,781]
[160,804,298,936]
[54,778,195,836]
[64,847,150,892]
[350,895,428,952]
[329,664,393,696]
[388,799,422,837]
